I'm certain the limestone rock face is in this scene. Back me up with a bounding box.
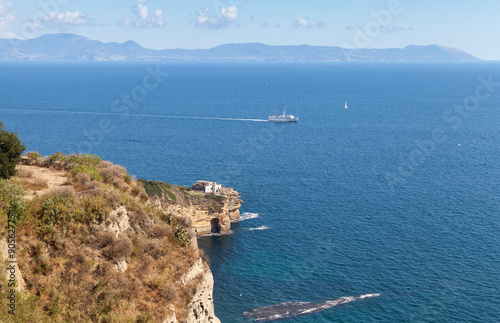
[105,205,130,236]
[183,259,221,323]
[153,195,242,236]
[162,304,178,323]
[226,197,242,221]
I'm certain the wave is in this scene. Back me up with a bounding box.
[242,293,381,321]
[232,212,260,222]
[248,226,273,231]
[198,230,234,238]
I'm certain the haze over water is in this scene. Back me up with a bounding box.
[1,62,499,322]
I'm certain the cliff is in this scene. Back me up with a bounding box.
[0,153,221,322]
[140,180,242,236]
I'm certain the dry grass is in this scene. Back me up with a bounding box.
[148,223,173,239]
[2,158,203,322]
[18,168,33,178]
[20,177,49,191]
[48,186,76,198]
[98,162,128,189]
[102,235,133,260]
[72,172,92,192]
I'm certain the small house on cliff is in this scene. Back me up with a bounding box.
[192,180,222,194]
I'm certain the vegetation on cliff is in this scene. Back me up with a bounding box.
[0,152,202,322]
[0,121,26,179]
[139,179,228,214]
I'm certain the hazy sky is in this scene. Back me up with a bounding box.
[0,0,498,60]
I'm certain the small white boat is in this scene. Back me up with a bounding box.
[344,102,348,109]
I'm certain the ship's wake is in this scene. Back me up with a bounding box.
[248,226,273,231]
[242,293,380,321]
[0,109,268,122]
[198,230,234,238]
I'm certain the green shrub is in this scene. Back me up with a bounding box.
[166,190,177,203]
[49,152,103,181]
[205,193,225,202]
[0,178,26,206]
[79,194,109,223]
[138,179,163,197]
[0,179,27,226]
[0,121,26,179]
[26,151,42,159]
[69,154,102,181]
[48,151,66,161]
[124,173,131,183]
[39,196,76,234]
[9,198,27,226]
[175,226,190,244]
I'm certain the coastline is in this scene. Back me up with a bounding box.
[4,154,226,322]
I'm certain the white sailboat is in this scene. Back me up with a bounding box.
[344,102,348,109]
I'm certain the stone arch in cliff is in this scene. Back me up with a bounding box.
[210,218,220,233]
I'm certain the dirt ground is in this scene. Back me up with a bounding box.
[16,165,70,199]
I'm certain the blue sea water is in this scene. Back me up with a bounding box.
[1,62,499,322]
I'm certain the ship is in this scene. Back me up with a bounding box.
[268,111,299,123]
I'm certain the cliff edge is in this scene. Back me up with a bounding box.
[141,180,242,236]
[0,153,220,322]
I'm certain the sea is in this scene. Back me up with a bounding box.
[1,61,499,322]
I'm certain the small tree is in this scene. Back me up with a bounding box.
[0,122,26,179]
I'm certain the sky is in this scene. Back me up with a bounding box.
[0,0,498,60]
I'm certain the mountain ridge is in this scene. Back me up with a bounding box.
[0,33,481,62]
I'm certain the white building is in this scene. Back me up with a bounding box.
[192,180,222,194]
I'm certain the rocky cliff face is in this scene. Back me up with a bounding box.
[1,157,223,322]
[162,259,220,323]
[157,196,241,236]
[183,259,221,323]
[146,183,242,236]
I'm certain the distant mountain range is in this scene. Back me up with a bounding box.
[0,33,480,62]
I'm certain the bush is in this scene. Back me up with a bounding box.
[138,179,175,199]
[205,193,225,202]
[166,190,177,204]
[98,163,127,186]
[49,152,102,181]
[73,172,92,192]
[48,151,66,161]
[79,194,109,223]
[131,184,142,197]
[160,283,180,302]
[143,240,165,259]
[39,195,76,234]
[175,226,190,245]
[0,179,27,226]
[0,121,26,179]
[49,186,76,199]
[102,236,133,260]
[128,206,151,229]
[94,231,116,249]
[26,151,42,159]
[149,223,173,239]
